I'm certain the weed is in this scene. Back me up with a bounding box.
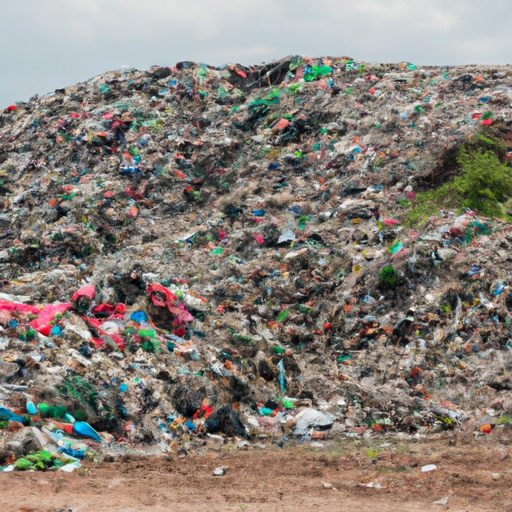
[0,415,8,429]
[364,448,380,459]
[316,440,357,466]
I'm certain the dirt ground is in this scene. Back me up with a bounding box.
[1,433,512,512]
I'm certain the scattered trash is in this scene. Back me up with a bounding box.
[480,424,493,435]
[213,466,228,476]
[421,464,437,472]
[294,409,336,436]
[1,55,512,470]
[365,482,385,489]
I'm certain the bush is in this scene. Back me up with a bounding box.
[407,135,512,223]
[454,148,512,217]
[379,265,398,289]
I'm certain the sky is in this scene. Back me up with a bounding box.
[1,0,512,108]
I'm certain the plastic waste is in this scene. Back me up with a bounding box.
[72,422,102,442]
[26,401,37,415]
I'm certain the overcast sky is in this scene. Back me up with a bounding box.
[1,0,511,108]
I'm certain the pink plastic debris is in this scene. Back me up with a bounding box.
[72,285,96,302]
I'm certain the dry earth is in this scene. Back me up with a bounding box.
[2,434,512,512]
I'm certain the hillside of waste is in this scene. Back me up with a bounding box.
[2,55,512,469]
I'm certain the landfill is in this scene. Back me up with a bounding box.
[2,55,512,471]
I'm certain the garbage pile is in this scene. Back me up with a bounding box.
[2,55,512,469]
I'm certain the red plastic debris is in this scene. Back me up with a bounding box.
[72,285,96,302]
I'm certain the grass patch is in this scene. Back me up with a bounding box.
[315,440,359,466]
[364,448,380,459]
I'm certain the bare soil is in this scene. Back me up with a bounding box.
[2,434,512,512]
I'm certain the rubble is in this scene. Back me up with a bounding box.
[3,55,512,469]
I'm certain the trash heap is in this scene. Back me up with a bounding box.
[2,55,512,469]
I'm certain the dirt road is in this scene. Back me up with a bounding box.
[1,435,511,512]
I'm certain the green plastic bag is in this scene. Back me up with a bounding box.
[39,404,69,420]
[15,458,33,469]
[278,309,290,323]
[304,65,333,82]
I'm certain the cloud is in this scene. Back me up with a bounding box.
[1,0,512,107]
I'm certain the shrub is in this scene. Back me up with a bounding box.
[454,148,512,217]
[379,265,398,289]
[407,134,512,223]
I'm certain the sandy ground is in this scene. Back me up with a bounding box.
[1,433,512,512]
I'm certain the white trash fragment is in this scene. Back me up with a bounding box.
[278,229,296,244]
[366,482,385,489]
[58,461,82,473]
[294,408,336,435]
